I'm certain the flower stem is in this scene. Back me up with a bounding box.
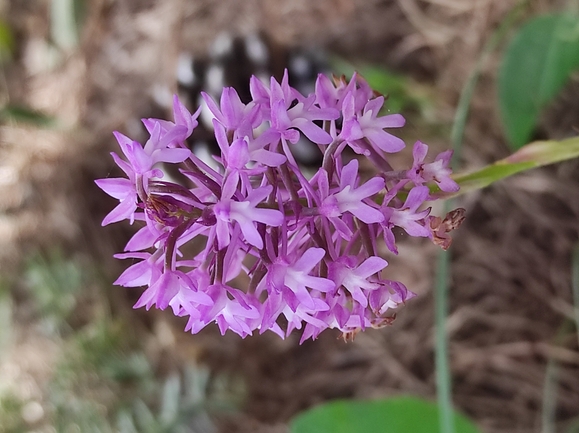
[434,4,528,432]
[434,225,454,433]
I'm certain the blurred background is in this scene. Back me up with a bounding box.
[1,1,579,432]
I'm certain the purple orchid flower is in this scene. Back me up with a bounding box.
[407,140,459,193]
[97,71,463,342]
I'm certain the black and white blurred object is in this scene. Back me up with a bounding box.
[152,32,330,168]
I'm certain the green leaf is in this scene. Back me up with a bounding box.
[289,396,481,433]
[133,399,159,433]
[0,105,55,126]
[499,13,579,149]
[429,135,579,199]
[331,60,433,115]
[0,21,14,62]
[565,417,579,433]
[160,374,181,425]
[51,0,84,50]
[116,410,139,433]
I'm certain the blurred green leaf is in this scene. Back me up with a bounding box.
[0,393,27,433]
[359,66,422,113]
[183,365,211,406]
[51,0,80,49]
[0,20,14,62]
[101,352,153,383]
[566,418,579,433]
[432,135,579,199]
[160,374,181,426]
[117,410,140,433]
[25,250,83,333]
[498,13,579,149]
[72,320,126,371]
[0,105,55,126]
[289,396,481,433]
[332,60,433,115]
[133,399,160,433]
[0,284,12,356]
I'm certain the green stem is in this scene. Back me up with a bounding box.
[541,322,570,433]
[450,0,529,159]
[572,244,579,350]
[435,224,454,433]
[436,4,528,432]
[541,351,559,433]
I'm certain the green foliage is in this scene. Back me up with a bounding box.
[50,0,86,50]
[358,66,432,115]
[0,105,55,127]
[498,13,579,149]
[0,20,14,62]
[62,319,151,384]
[47,322,145,431]
[115,369,217,433]
[566,418,579,433]
[0,393,27,433]
[24,250,84,334]
[572,244,579,349]
[289,396,481,433]
[333,60,434,117]
[430,135,579,199]
[48,320,217,432]
[16,248,224,432]
[0,283,13,356]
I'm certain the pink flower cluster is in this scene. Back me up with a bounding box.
[96,72,461,342]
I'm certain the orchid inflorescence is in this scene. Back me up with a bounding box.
[96,71,461,342]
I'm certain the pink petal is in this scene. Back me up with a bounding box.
[95,178,132,199]
[355,256,388,279]
[412,140,428,163]
[365,129,405,153]
[294,248,326,273]
[101,196,137,226]
[349,203,384,224]
[291,118,332,144]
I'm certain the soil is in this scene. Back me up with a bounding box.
[2,1,579,432]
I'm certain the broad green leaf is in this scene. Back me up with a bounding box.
[289,396,481,433]
[431,136,579,199]
[499,13,579,149]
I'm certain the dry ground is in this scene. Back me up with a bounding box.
[1,1,579,432]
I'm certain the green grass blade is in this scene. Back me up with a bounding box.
[572,244,579,353]
[429,136,579,199]
[434,235,454,433]
[436,4,528,432]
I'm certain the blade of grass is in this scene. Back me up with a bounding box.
[541,320,574,433]
[572,244,579,354]
[434,241,454,433]
[51,0,79,50]
[541,356,559,433]
[435,2,529,432]
[450,0,529,159]
[430,136,579,200]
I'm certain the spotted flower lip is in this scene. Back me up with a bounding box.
[96,70,462,342]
